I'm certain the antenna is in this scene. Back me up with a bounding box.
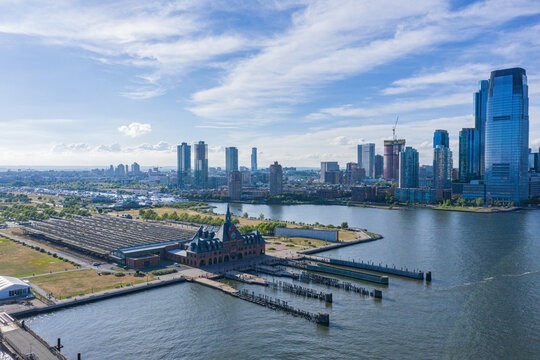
[392,115,399,140]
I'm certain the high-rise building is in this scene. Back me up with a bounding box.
[485,67,529,203]
[251,147,257,171]
[269,161,283,196]
[131,162,141,174]
[399,147,419,188]
[475,80,489,178]
[458,128,480,183]
[433,145,453,189]
[193,141,208,188]
[384,139,406,180]
[115,164,126,177]
[228,170,242,200]
[177,142,191,186]
[357,143,375,178]
[344,162,366,185]
[225,147,238,173]
[433,130,449,148]
[375,154,383,179]
[320,162,341,184]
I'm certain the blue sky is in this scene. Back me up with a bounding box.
[0,0,539,168]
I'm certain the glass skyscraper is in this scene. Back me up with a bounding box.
[251,147,257,171]
[458,128,480,183]
[177,142,191,186]
[399,146,419,188]
[225,147,238,173]
[474,80,489,178]
[193,141,208,188]
[357,143,375,178]
[433,130,449,148]
[485,68,529,203]
[433,145,453,189]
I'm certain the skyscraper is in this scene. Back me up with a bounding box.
[225,147,238,173]
[251,147,257,171]
[228,170,242,200]
[433,130,449,148]
[384,139,406,180]
[485,68,529,203]
[433,145,453,189]
[458,128,480,183]
[193,141,208,188]
[474,80,489,179]
[399,147,419,188]
[177,142,191,186]
[357,143,375,178]
[131,162,140,174]
[269,161,283,196]
[375,154,383,179]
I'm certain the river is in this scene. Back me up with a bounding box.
[26,204,540,359]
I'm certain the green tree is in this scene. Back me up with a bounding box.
[341,222,348,229]
[475,197,484,207]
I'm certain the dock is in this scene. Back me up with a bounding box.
[298,262,389,285]
[254,265,298,279]
[236,290,329,326]
[269,280,333,303]
[305,256,428,280]
[0,312,68,360]
[190,278,329,326]
[224,271,268,286]
[193,278,239,294]
[298,272,382,299]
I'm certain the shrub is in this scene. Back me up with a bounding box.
[114,272,125,277]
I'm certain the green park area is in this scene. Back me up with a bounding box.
[0,237,76,277]
[31,269,154,299]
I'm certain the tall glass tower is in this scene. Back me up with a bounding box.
[251,147,257,171]
[474,80,489,178]
[485,68,529,203]
[357,143,375,178]
[193,141,208,188]
[399,146,419,188]
[225,147,238,173]
[177,142,191,186]
[433,145,453,189]
[458,128,479,183]
[433,130,449,148]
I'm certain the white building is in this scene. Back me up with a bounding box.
[0,276,32,301]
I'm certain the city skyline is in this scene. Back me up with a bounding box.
[1,1,540,168]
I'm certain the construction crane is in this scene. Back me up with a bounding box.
[392,115,399,140]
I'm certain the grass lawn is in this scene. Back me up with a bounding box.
[0,237,76,277]
[31,270,154,299]
[279,236,332,248]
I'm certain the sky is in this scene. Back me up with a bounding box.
[1,0,540,169]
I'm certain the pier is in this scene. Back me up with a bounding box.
[0,312,68,360]
[224,271,268,286]
[298,272,382,299]
[269,280,333,303]
[236,290,329,326]
[305,256,428,281]
[254,265,298,279]
[306,264,389,285]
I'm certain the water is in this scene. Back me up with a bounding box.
[27,204,540,359]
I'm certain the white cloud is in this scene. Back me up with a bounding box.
[131,141,172,152]
[118,122,152,137]
[97,143,122,152]
[52,143,91,152]
[188,0,540,123]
